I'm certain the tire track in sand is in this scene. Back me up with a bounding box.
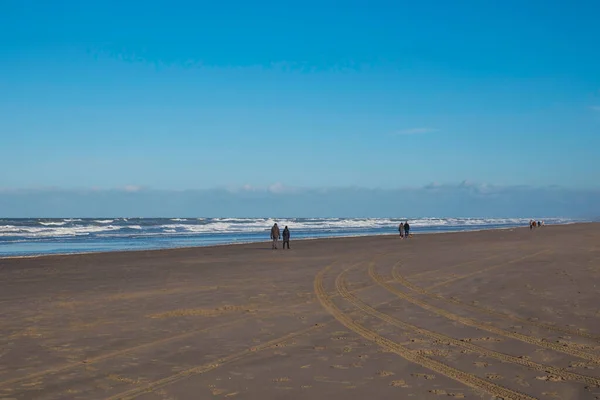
[0,318,256,390]
[314,264,536,400]
[104,324,324,400]
[394,262,600,342]
[0,258,393,392]
[369,262,600,363]
[337,267,600,387]
[0,299,312,389]
[406,253,503,280]
[425,250,551,291]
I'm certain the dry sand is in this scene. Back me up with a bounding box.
[1,223,599,399]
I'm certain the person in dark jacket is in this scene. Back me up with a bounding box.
[404,221,410,237]
[282,226,290,249]
[270,223,280,249]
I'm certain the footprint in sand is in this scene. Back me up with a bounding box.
[412,373,435,380]
[542,392,560,398]
[331,365,349,370]
[376,370,395,377]
[389,380,410,388]
[209,388,226,395]
[430,389,447,395]
[332,331,349,335]
[474,362,490,368]
[536,375,565,382]
[486,374,503,380]
[462,337,503,343]
[331,336,348,341]
[418,349,450,357]
[515,375,531,387]
[272,377,291,383]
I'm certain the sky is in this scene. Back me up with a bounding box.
[1,0,599,217]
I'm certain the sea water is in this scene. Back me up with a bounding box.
[0,217,578,257]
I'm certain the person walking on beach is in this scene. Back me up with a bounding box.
[282,226,290,249]
[404,221,410,238]
[271,223,280,249]
[398,223,404,238]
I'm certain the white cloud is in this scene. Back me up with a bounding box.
[394,128,438,135]
[1,183,598,218]
[226,183,295,194]
[268,182,287,194]
[122,185,142,192]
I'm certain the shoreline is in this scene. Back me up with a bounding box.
[0,221,587,261]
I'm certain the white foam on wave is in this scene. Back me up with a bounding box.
[0,224,124,238]
[38,221,67,226]
[157,217,544,234]
[0,217,578,240]
[94,219,114,224]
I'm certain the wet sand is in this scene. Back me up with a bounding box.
[1,223,599,399]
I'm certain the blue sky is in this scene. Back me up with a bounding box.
[1,1,599,216]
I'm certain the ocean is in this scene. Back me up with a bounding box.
[0,217,577,257]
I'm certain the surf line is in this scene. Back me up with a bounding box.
[336,266,600,387]
[314,263,535,400]
[369,261,600,363]
[393,262,600,342]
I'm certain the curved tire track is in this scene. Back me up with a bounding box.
[369,262,600,363]
[394,262,600,342]
[104,324,323,400]
[337,267,600,386]
[314,264,536,400]
[425,250,550,290]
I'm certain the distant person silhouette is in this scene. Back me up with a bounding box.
[404,221,410,237]
[399,223,404,238]
[270,223,280,249]
[282,226,290,249]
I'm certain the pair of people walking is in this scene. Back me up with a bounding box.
[398,221,410,238]
[271,223,290,249]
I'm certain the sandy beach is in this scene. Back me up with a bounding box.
[1,223,599,399]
